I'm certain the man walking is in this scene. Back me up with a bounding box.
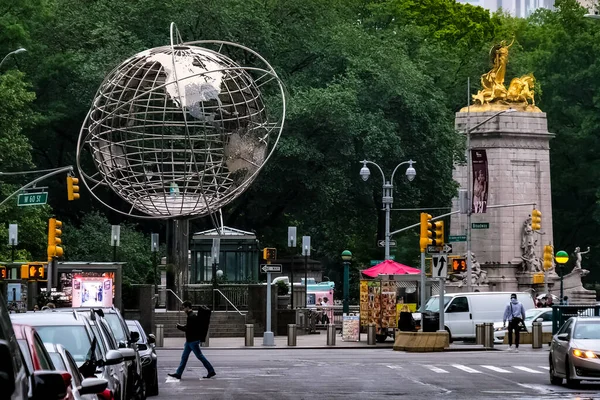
[503,293,526,352]
[168,301,216,379]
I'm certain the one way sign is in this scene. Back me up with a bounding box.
[432,254,448,278]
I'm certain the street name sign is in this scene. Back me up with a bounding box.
[370,257,395,266]
[471,222,490,229]
[432,254,448,277]
[377,240,397,247]
[261,264,282,273]
[448,235,467,242]
[17,192,48,206]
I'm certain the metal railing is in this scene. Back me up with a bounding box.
[298,305,361,332]
[552,305,600,334]
[214,289,246,322]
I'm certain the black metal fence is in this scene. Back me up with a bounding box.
[551,305,600,334]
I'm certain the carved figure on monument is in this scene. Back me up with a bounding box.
[573,246,591,270]
[470,252,488,285]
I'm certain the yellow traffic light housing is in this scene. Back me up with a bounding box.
[531,209,542,231]
[263,248,277,260]
[428,220,444,246]
[543,245,554,270]
[419,213,432,252]
[48,218,64,260]
[67,176,80,201]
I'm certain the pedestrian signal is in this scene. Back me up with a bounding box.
[262,248,277,260]
[20,263,45,280]
[452,258,467,272]
[0,266,6,279]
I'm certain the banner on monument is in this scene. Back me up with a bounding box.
[471,149,488,213]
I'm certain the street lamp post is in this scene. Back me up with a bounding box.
[555,250,569,304]
[360,159,417,260]
[111,225,120,262]
[464,108,516,291]
[341,250,352,314]
[0,48,26,70]
[288,227,297,309]
[151,233,159,307]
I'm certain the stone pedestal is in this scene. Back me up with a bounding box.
[450,111,557,293]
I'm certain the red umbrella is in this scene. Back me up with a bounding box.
[361,259,421,278]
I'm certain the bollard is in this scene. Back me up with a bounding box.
[367,323,376,345]
[483,322,494,348]
[476,323,484,346]
[202,329,210,347]
[326,324,336,346]
[288,324,297,346]
[155,324,164,347]
[532,321,542,349]
[245,324,254,347]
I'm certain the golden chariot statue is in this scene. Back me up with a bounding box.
[462,38,541,112]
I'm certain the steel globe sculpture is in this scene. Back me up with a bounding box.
[76,24,285,219]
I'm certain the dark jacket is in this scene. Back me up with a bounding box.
[177,307,211,342]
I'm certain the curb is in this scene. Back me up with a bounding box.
[158,345,394,350]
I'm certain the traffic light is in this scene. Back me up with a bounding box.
[428,220,444,246]
[263,248,277,260]
[48,218,64,260]
[543,245,554,270]
[452,258,467,272]
[419,213,432,252]
[67,176,80,201]
[531,209,542,231]
[0,266,6,279]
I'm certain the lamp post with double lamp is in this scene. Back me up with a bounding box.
[360,159,417,260]
[464,108,516,291]
[555,250,569,304]
[341,250,352,314]
[0,48,26,69]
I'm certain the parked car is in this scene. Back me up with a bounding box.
[126,320,158,396]
[549,316,600,387]
[494,307,553,343]
[0,294,67,400]
[57,308,144,400]
[45,343,109,400]
[10,311,124,400]
[414,291,536,342]
[13,323,72,400]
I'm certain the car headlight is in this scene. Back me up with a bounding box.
[572,349,598,359]
[494,327,504,332]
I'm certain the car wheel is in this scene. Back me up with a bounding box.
[445,328,453,344]
[549,356,562,385]
[565,359,581,388]
[146,370,159,397]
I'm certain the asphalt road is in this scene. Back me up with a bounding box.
[154,348,600,399]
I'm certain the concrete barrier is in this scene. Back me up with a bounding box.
[393,331,449,352]
[502,331,552,345]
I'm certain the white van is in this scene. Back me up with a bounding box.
[413,292,535,342]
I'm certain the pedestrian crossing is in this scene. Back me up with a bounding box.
[386,364,550,375]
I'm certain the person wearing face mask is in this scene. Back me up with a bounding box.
[503,293,526,352]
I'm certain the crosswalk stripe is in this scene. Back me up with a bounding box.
[452,364,482,373]
[481,365,512,373]
[386,365,403,370]
[538,366,549,370]
[514,366,543,374]
[425,365,449,373]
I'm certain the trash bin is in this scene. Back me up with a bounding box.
[155,324,164,347]
[288,324,297,346]
[245,324,254,347]
[422,312,440,332]
[476,323,484,346]
[532,321,542,349]
[326,324,336,346]
[367,323,376,345]
[483,322,494,348]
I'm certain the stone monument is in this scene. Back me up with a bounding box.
[448,39,593,301]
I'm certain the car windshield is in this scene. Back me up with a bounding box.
[35,326,92,365]
[104,314,127,343]
[574,321,600,340]
[524,309,542,321]
[422,296,452,313]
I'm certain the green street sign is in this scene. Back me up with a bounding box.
[370,256,395,266]
[17,192,48,206]
[471,222,490,229]
[448,235,467,242]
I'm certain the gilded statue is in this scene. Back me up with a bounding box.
[465,38,541,113]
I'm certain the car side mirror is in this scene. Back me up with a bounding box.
[557,333,569,341]
[105,350,124,366]
[130,331,140,343]
[78,378,108,395]
[31,370,67,400]
[147,334,156,344]
[0,341,15,396]
[118,348,136,361]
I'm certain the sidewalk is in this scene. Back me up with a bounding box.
[159,335,552,352]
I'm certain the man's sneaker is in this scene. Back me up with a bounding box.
[514,348,519,353]
[507,345,514,351]
[203,371,216,379]
[168,373,181,379]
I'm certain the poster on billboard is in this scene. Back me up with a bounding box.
[342,315,360,341]
[72,277,113,307]
[471,149,489,214]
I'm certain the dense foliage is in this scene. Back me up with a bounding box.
[1,0,600,299]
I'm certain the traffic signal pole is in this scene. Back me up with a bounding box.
[0,166,74,208]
